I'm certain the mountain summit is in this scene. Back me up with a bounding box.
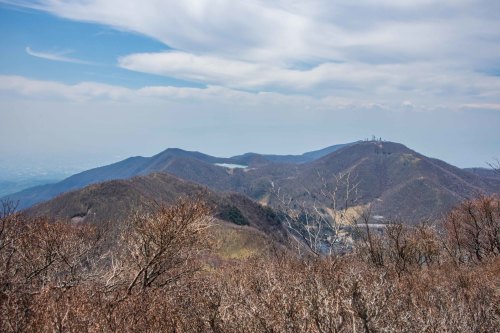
[4,141,499,221]
[2,143,349,209]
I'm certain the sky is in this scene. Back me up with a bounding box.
[0,0,499,176]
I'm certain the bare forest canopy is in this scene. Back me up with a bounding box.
[1,194,499,332]
[2,140,499,332]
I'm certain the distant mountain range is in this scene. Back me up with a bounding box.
[3,143,350,209]
[0,178,62,198]
[4,141,500,223]
[463,167,500,181]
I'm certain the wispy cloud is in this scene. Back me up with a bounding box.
[117,51,500,101]
[461,103,500,111]
[26,46,93,65]
[0,75,130,101]
[7,1,499,102]
[1,75,499,168]
[2,75,498,115]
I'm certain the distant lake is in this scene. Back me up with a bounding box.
[214,163,247,169]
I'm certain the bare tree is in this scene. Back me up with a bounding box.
[443,194,500,264]
[353,208,385,267]
[0,200,18,255]
[1,200,18,218]
[2,195,499,332]
[122,198,213,294]
[487,158,500,174]
[272,171,359,256]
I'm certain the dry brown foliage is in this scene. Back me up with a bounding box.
[443,194,500,264]
[1,196,499,332]
[121,198,213,294]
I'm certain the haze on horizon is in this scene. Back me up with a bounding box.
[0,0,499,173]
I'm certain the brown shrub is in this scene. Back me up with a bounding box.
[1,196,499,332]
[444,194,500,264]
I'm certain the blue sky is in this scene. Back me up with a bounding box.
[0,5,199,88]
[0,0,499,174]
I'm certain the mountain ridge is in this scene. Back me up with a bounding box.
[2,143,350,208]
[4,141,500,222]
[26,172,287,242]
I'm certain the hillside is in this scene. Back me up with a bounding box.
[464,167,500,181]
[26,172,287,244]
[8,141,500,222]
[4,143,348,209]
[264,141,500,221]
[206,141,500,222]
[229,143,350,165]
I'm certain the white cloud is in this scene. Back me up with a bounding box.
[9,1,498,63]
[1,75,499,169]
[4,1,500,102]
[0,75,322,109]
[26,46,93,65]
[461,103,500,110]
[3,75,499,116]
[118,51,333,90]
[1,1,499,173]
[117,51,500,105]
[0,75,130,101]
